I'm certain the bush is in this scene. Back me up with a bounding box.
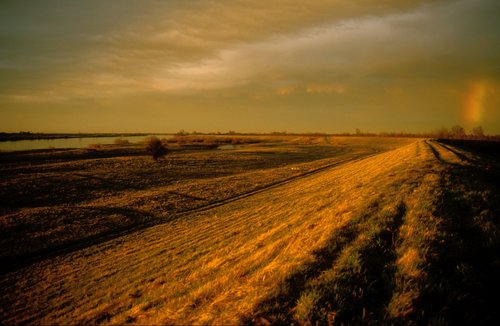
[114,138,130,145]
[87,143,102,150]
[145,136,168,161]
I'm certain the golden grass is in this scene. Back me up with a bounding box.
[0,137,414,260]
[3,137,496,325]
[1,139,421,324]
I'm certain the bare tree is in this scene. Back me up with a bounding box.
[471,126,485,139]
[434,126,450,139]
[450,125,466,139]
[145,136,168,161]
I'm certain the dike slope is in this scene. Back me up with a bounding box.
[4,140,496,325]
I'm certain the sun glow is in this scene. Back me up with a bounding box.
[463,81,487,124]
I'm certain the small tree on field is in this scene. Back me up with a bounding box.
[145,136,168,161]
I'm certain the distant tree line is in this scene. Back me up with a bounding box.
[430,125,487,139]
[349,125,491,139]
[353,125,491,140]
[172,125,497,140]
[3,126,497,143]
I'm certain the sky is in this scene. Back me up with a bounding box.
[0,0,499,134]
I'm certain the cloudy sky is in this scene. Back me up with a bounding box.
[1,0,499,133]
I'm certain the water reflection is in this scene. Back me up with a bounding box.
[0,135,170,152]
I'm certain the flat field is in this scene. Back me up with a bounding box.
[1,136,499,324]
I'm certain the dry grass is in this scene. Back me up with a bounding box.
[1,137,499,324]
[0,137,412,263]
[165,135,261,147]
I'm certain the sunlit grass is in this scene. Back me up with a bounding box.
[1,137,499,324]
[0,136,413,262]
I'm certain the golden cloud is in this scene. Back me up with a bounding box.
[306,84,346,94]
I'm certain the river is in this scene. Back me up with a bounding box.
[0,135,170,152]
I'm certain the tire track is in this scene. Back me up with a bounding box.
[425,140,464,165]
[175,152,379,215]
[435,141,473,163]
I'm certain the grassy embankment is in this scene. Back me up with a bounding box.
[1,137,499,324]
[0,136,408,268]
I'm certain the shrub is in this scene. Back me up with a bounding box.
[87,143,102,150]
[145,136,168,161]
[231,137,242,145]
[114,138,130,145]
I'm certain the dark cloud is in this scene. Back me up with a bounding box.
[0,0,499,133]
